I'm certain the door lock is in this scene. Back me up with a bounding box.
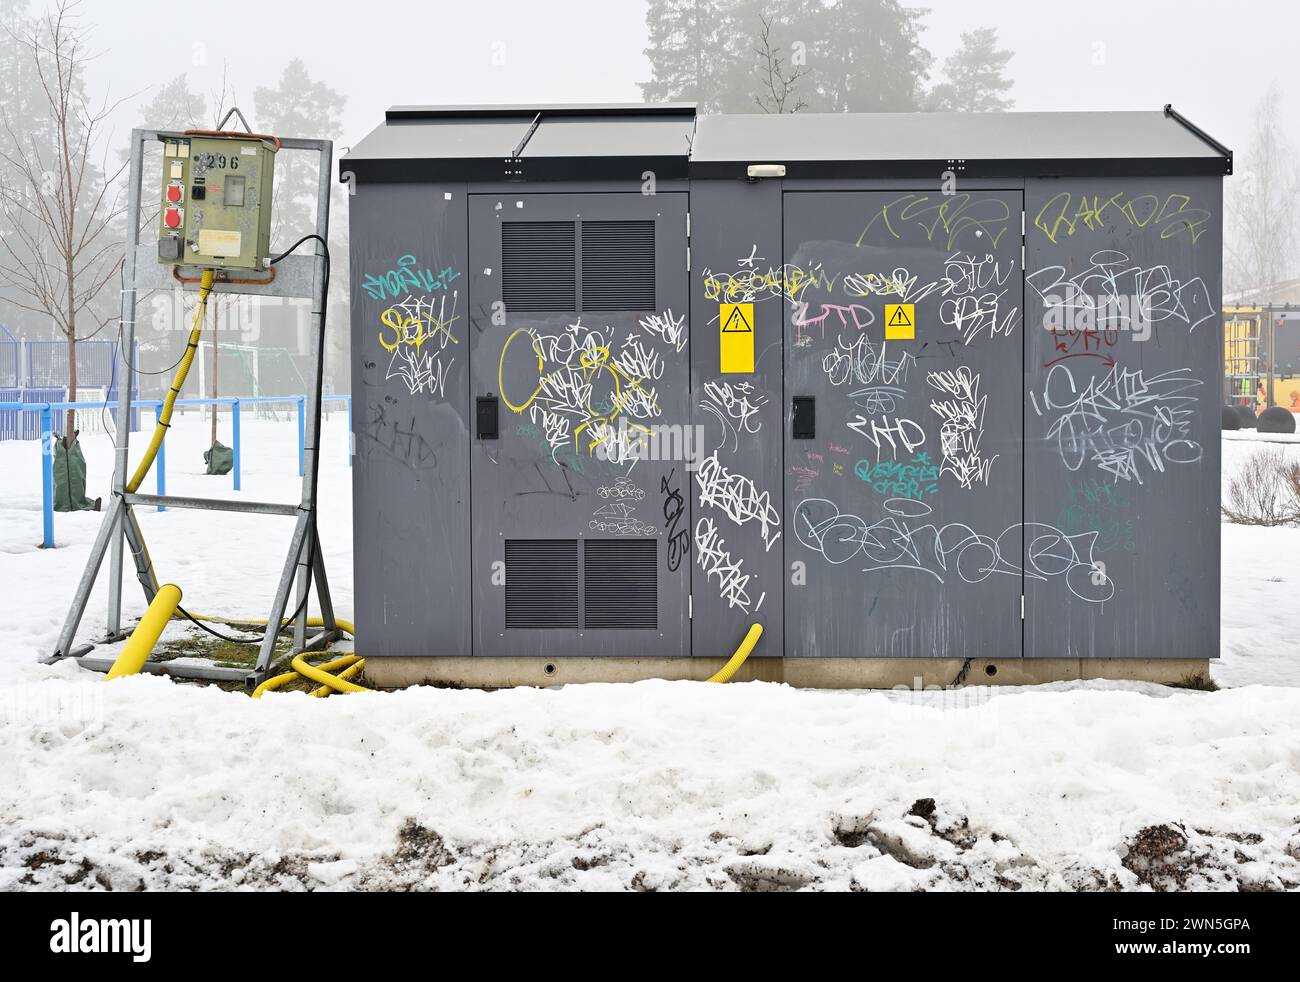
[792,397,815,440]
[477,395,500,440]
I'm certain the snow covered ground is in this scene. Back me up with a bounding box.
[1,415,1298,891]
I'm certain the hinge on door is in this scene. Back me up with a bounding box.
[686,243,691,273]
[689,595,693,620]
[1021,209,1026,236]
[1021,595,1025,620]
[1021,243,1026,267]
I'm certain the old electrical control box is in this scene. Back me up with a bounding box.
[157,132,277,270]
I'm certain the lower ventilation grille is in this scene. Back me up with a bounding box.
[584,539,658,630]
[505,539,579,630]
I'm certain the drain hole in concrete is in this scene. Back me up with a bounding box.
[544,663,557,677]
[984,664,998,678]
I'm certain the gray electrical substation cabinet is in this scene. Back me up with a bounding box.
[341,104,1228,688]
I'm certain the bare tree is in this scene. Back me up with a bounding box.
[1226,82,1300,296]
[754,13,808,114]
[0,0,128,437]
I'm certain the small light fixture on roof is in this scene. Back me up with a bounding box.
[746,163,786,179]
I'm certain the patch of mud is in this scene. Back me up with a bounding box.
[5,808,1298,892]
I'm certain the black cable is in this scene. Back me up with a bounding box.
[174,606,266,644]
[174,588,311,646]
[102,260,198,445]
[171,523,319,645]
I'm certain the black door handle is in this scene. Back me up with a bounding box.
[477,395,499,440]
[792,397,815,440]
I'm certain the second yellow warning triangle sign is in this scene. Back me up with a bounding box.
[884,303,916,340]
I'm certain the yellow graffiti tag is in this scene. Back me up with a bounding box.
[497,327,659,457]
[1033,191,1211,245]
[377,303,460,352]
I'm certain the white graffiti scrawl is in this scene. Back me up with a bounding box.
[694,452,782,551]
[695,517,765,613]
[927,366,998,489]
[377,292,460,397]
[1031,363,1203,484]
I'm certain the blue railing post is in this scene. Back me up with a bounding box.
[40,404,55,548]
[232,399,242,491]
[346,395,353,468]
[297,396,306,477]
[155,401,166,512]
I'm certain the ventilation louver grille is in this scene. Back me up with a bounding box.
[583,539,658,630]
[505,539,579,629]
[581,220,656,312]
[502,221,577,312]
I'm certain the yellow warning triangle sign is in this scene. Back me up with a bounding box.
[888,306,913,328]
[722,306,752,333]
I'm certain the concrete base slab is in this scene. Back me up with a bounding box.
[364,657,1214,690]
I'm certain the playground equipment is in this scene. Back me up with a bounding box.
[1224,305,1300,411]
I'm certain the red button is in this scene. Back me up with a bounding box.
[167,184,182,203]
[164,208,181,229]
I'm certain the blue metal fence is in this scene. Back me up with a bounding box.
[0,387,66,440]
[22,338,131,388]
[0,394,352,549]
[0,326,18,388]
[0,337,141,440]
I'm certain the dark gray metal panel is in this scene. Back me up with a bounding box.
[348,117,532,162]
[342,107,696,185]
[350,182,472,658]
[784,189,1025,658]
[691,112,1225,164]
[467,191,691,657]
[1024,176,1222,659]
[523,116,696,160]
[688,179,785,656]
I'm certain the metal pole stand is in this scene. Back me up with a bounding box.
[44,129,338,687]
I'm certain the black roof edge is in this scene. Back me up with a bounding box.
[688,156,1233,181]
[340,154,1227,186]
[384,103,697,121]
[1163,104,1234,174]
[341,155,690,186]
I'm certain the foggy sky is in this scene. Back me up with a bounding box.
[76,0,1293,167]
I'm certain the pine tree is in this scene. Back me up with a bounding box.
[254,59,345,243]
[809,1,931,113]
[640,0,749,113]
[641,0,933,115]
[253,59,350,394]
[926,27,1015,112]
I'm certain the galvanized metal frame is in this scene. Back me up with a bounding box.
[46,128,338,686]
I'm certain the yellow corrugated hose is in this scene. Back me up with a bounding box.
[109,610,756,694]
[126,268,215,494]
[105,584,183,681]
[173,615,363,699]
[707,624,764,683]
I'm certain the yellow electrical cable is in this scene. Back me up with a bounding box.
[707,624,764,683]
[125,268,215,494]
